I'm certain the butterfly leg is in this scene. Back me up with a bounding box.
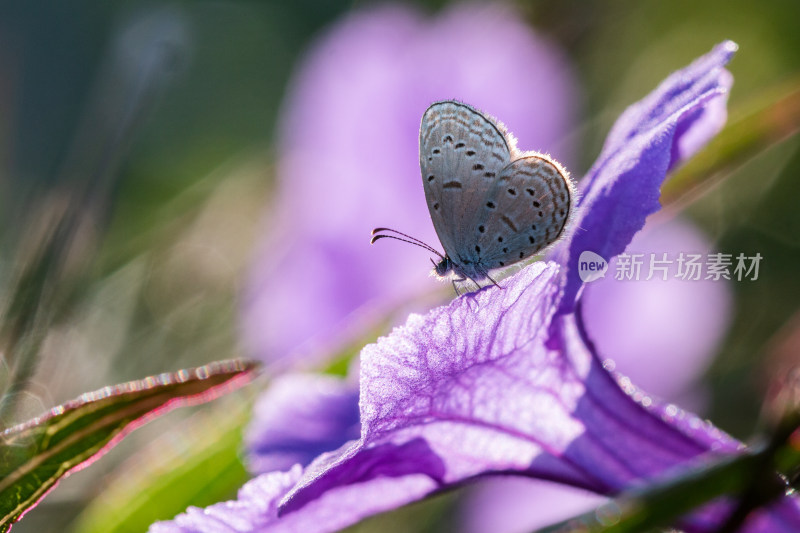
[452,272,472,296]
[451,279,462,296]
[476,266,502,289]
[462,276,483,294]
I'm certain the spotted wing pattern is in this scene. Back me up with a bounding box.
[474,155,572,270]
[420,100,573,279]
[420,101,511,266]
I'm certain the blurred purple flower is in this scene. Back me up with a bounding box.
[460,478,607,533]
[245,374,360,475]
[241,2,578,369]
[582,215,733,404]
[150,41,800,533]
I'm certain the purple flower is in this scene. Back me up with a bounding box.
[245,374,360,475]
[240,2,578,369]
[554,42,734,316]
[151,41,800,533]
[581,215,733,404]
[460,478,607,533]
[459,216,734,533]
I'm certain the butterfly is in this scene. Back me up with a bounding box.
[373,100,574,292]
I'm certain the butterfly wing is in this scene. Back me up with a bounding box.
[476,154,573,270]
[420,101,512,265]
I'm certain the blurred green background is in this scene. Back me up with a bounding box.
[0,0,798,531]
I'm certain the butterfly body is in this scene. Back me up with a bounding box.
[371,100,574,290]
[420,100,574,283]
[433,255,470,280]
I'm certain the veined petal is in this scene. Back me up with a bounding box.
[557,41,736,314]
[154,264,800,533]
[597,41,736,167]
[282,264,739,516]
[149,466,438,533]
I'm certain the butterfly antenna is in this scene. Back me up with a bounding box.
[371,227,444,258]
[372,227,438,249]
[370,234,444,258]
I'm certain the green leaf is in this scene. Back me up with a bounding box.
[69,393,253,533]
[0,359,259,533]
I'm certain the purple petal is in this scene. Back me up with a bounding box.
[557,41,736,315]
[155,264,800,532]
[149,466,438,533]
[460,478,607,533]
[243,224,734,531]
[581,216,732,403]
[241,2,579,367]
[283,263,738,509]
[149,468,300,533]
[275,264,797,532]
[245,374,360,475]
[597,42,736,170]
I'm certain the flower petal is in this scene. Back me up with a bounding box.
[245,374,360,475]
[460,478,607,533]
[149,468,300,533]
[282,264,739,511]
[557,41,736,315]
[154,264,800,532]
[149,466,438,533]
[598,41,736,167]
